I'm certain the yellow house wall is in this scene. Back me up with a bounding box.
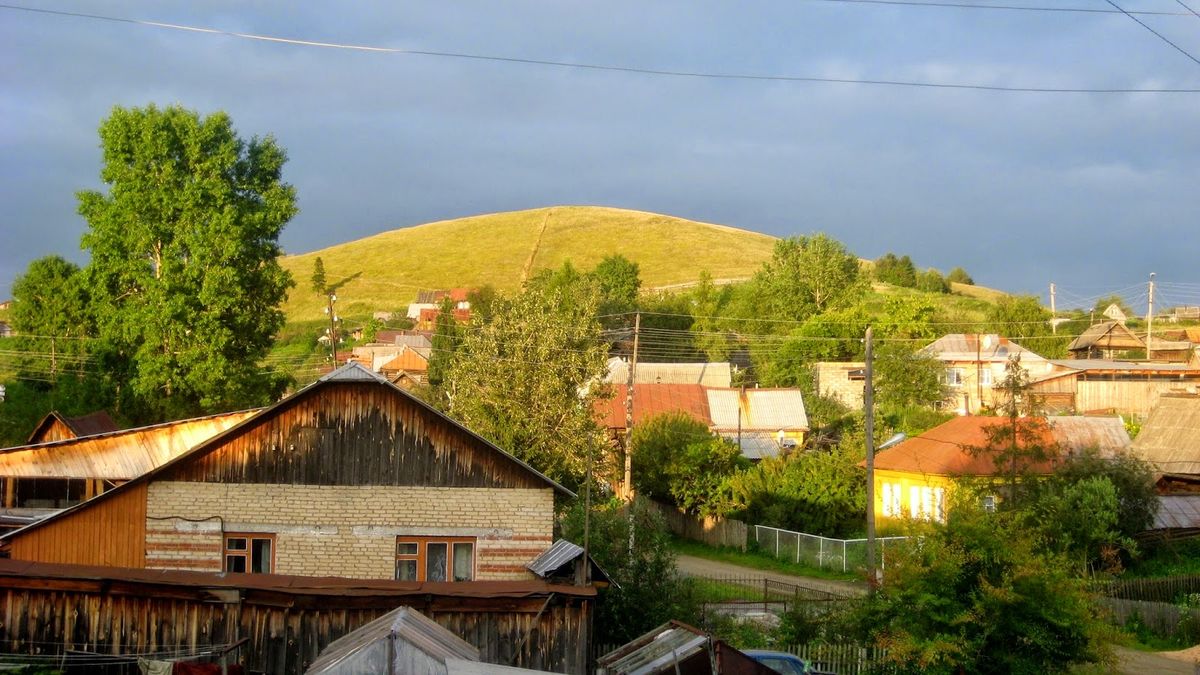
[873,469,953,524]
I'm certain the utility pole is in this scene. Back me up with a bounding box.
[324,293,339,364]
[1147,273,1156,361]
[623,312,640,500]
[1049,283,1057,335]
[864,326,878,590]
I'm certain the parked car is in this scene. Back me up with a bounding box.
[743,650,836,675]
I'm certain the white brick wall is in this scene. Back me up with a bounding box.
[145,483,554,580]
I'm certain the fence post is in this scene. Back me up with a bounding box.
[843,540,847,573]
[819,537,825,570]
[775,528,780,558]
[763,577,769,613]
[796,534,801,565]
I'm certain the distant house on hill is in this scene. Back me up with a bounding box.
[603,357,733,387]
[921,334,1058,414]
[1068,321,1144,360]
[872,415,1131,523]
[1103,303,1129,325]
[0,321,12,338]
[380,345,432,388]
[407,289,472,329]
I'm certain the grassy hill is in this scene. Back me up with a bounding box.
[278,206,779,322]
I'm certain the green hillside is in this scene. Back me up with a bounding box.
[278,206,778,322]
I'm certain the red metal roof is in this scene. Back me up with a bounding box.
[874,416,1058,477]
[595,384,710,429]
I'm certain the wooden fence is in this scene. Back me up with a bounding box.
[647,499,748,550]
[1094,575,1200,604]
[1100,597,1200,642]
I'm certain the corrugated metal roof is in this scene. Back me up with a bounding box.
[605,358,733,388]
[923,334,1047,363]
[596,384,711,429]
[1152,495,1200,530]
[307,606,480,674]
[1047,416,1131,454]
[445,657,549,674]
[1047,360,1200,373]
[0,409,259,480]
[706,389,808,432]
[1132,395,1200,474]
[526,539,583,578]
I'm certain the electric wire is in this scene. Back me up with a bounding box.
[1104,0,1200,67]
[2,3,1199,94]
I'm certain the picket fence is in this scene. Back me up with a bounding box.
[785,643,891,675]
[754,524,907,573]
[647,499,748,550]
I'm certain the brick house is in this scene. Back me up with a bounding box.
[0,363,570,582]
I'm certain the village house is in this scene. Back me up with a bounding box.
[596,383,808,460]
[0,363,595,673]
[921,333,1061,415]
[1029,360,1200,417]
[23,409,119,444]
[408,288,472,330]
[1067,321,1144,360]
[603,356,734,387]
[813,361,866,409]
[872,415,1131,523]
[1131,394,1200,492]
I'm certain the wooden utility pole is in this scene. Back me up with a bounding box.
[864,326,878,590]
[1147,273,1156,361]
[623,312,640,499]
[325,293,339,364]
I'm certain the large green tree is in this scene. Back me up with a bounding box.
[754,234,864,322]
[8,256,93,379]
[443,282,609,485]
[77,104,296,420]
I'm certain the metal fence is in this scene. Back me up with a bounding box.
[754,524,908,573]
[786,643,891,675]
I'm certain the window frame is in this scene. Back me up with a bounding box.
[395,536,476,582]
[946,368,964,387]
[224,533,276,574]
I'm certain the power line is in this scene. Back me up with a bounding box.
[1178,0,1200,21]
[1104,0,1200,67]
[2,3,1199,94]
[806,0,1191,15]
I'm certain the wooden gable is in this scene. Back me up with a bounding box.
[159,377,565,492]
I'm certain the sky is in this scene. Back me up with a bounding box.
[2,1,1199,313]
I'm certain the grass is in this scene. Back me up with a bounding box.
[1124,539,1200,578]
[670,536,862,582]
[276,206,779,322]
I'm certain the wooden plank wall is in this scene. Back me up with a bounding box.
[166,382,549,490]
[7,483,146,567]
[0,584,590,675]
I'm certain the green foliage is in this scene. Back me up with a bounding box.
[916,268,950,294]
[668,437,748,516]
[874,342,948,411]
[855,506,1112,674]
[466,285,500,324]
[444,282,609,485]
[1025,475,1128,573]
[947,267,974,285]
[560,497,698,645]
[77,104,296,421]
[9,256,92,344]
[1051,449,1158,542]
[724,448,866,538]
[637,292,705,363]
[311,257,328,296]
[1092,294,1134,320]
[0,377,113,447]
[631,412,713,500]
[688,271,736,361]
[426,297,460,390]
[985,295,1067,358]
[591,254,642,317]
[754,234,865,322]
[874,253,917,288]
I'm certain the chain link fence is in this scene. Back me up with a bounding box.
[754,524,907,573]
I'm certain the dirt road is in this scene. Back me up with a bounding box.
[674,554,866,597]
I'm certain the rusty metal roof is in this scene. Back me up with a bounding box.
[0,558,596,598]
[706,388,808,432]
[596,384,711,429]
[0,409,259,480]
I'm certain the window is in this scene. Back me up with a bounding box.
[396,537,475,582]
[946,368,964,387]
[224,534,274,574]
[981,369,993,387]
[982,495,996,513]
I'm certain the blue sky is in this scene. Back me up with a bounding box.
[2,1,1198,312]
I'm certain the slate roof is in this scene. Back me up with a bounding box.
[604,358,733,387]
[706,388,808,432]
[922,334,1046,362]
[1152,495,1200,530]
[1132,394,1200,474]
[1067,321,1144,352]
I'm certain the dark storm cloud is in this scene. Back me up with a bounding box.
[2,0,1198,311]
